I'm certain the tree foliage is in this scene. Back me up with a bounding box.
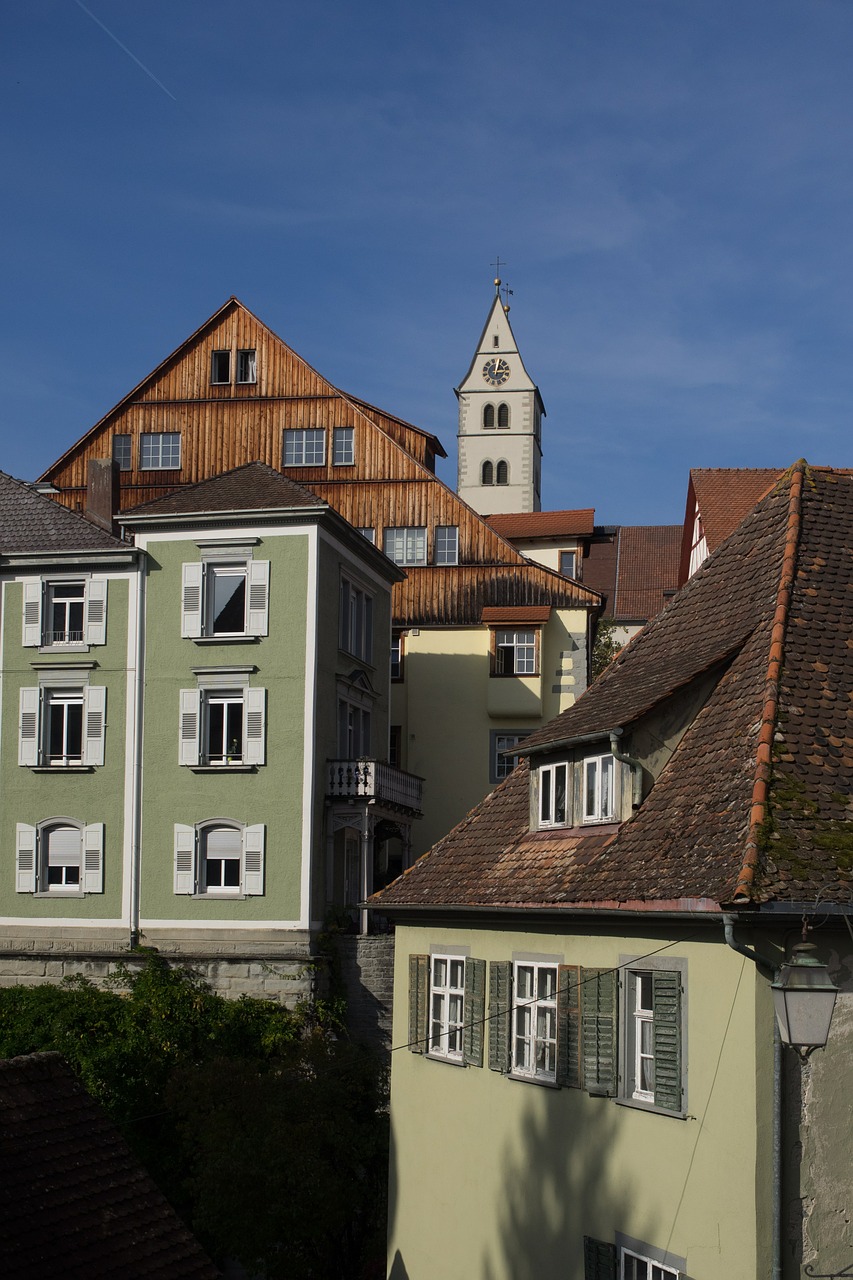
[590,617,625,681]
[0,955,387,1279]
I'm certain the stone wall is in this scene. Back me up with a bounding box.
[334,934,395,1051]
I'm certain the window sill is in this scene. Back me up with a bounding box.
[191,635,260,645]
[425,1053,466,1068]
[532,821,622,836]
[190,892,250,900]
[615,1096,686,1120]
[509,1072,559,1090]
[29,765,95,773]
[187,764,258,773]
[138,467,182,473]
[33,890,86,899]
[38,644,91,655]
[490,672,540,680]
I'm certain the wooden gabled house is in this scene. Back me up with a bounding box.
[38,297,603,854]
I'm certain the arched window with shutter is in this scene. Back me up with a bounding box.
[482,461,494,485]
[496,460,509,485]
[498,403,509,429]
[483,404,495,430]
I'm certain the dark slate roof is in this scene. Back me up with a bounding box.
[122,461,324,518]
[0,471,127,555]
[0,1054,220,1279]
[374,464,853,912]
[611,525,681,622]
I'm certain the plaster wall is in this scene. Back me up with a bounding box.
[387,921,772,1280]
[392,610,587,857]
[0,574,132,927]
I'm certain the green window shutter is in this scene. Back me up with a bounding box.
[488,960,512,1073]
[408,954,428,1054]
[463,958,486,1067]
[583,1236,617,1279]
[582,968,617,1095]
[653,969,683,1112]
[557,964,582,1088]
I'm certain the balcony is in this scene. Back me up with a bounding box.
[327,759,423,815]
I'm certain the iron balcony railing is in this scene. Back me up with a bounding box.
[327,759,423,814]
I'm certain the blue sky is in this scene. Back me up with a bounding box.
[3,0,853,524]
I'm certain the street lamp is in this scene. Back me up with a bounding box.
[771,942,838,1057]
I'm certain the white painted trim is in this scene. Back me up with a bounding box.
[1,917,128,929]
[300,523,319,930]
[122,561,143,932]
[139,917,306,930]
[133,525,314,549]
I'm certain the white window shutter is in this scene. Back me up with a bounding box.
[243,824,265,895]
[22,580,42,647]
[181,562,203,638]
[85,578,108,645]
[83,685,106,766]
[82,823,104,893]
[247,560,270,636]
[16,824,37,892]
[243,687,266,766]
[174,824,196,894]
[18,687,40,766]
[179,689,201,765]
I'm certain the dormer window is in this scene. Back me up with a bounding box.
[538,763,568,828]
[583,753,615,823]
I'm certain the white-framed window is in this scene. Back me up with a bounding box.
[15,820,104,895]
[333,427,355,465]
[357,527,375,544]
[620,964,685,1115]
[139,432,181,470]
[18,685,106,768]
[23,577,108,649]
[621,1246,680,1279]
[429,955,465,1061]
[340,576,373,662]
[583,753,615,823]
[173,821,265,896]
[391,633,404,681]
[112,435,132,471]
[538,762,568,827]
[282,428,325,466]
[178,686,266,767]
[180,559,269,640]
[211,350,231,383]
[490,731,528,783]
[559,550,577,579]
[434,526,459,565]
[512,961,558,1083]
[494,629,537,676]
[383,527,427,567]
[236,348,256,384]
[338,697,371,758]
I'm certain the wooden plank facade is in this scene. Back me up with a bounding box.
[40,298,602,628]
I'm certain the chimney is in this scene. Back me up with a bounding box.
[86,458,120,535]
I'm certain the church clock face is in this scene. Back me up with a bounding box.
[482,357,511,386]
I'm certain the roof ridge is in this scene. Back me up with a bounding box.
[732,459,806,903]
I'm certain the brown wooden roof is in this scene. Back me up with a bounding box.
[374,464,853,913]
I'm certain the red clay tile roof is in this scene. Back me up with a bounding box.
[374,464,853,913]
[122,461,324,518]
[611,525,681,622]
[689,468,781,553]
[0,1054,220,1279]
[485,509,596,539]
[0,472,128,555]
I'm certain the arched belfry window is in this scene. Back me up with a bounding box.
[482,461,494,486]
[498,403,509,429]
[496,460,509,486]
[483,404,495,430]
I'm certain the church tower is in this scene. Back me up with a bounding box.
[456,280,544,515]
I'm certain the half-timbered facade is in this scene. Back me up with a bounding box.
[38,298,602,854]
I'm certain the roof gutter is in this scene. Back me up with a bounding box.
[732,461,805,903]
[609,727,643,810]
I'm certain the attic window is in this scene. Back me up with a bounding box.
[236,349,256,384]
[211,351,231,384]
[538,763,568,827]
[583,754,615,823]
